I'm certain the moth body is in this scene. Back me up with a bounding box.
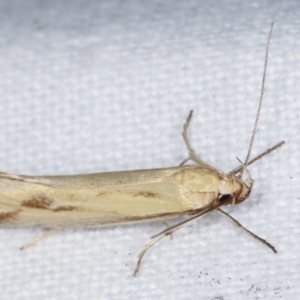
[0,164,250,228]
[0,24,280,276]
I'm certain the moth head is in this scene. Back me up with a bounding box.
[218,165,254,205]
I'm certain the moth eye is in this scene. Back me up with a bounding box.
[219,194,231,204]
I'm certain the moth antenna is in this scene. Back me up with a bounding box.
[230,140,285,175]
[240,23,273,178]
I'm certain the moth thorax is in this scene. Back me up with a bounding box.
[218,173,251,205]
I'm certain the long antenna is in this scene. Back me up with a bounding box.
[241,23,274,177]
[231,140,285,175]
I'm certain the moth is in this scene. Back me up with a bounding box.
[0,24,284,276]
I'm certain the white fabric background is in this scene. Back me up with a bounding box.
[0,0,298,299]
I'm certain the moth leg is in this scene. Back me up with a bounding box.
[133,234,165,276]
[133,199,231,276]
[162,222,173,240]
[179,110,207,166]
[134,210,207,276]
[217,209,277,253]
[20,228,62,250]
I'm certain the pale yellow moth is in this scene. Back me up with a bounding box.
[0,24,284,276]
